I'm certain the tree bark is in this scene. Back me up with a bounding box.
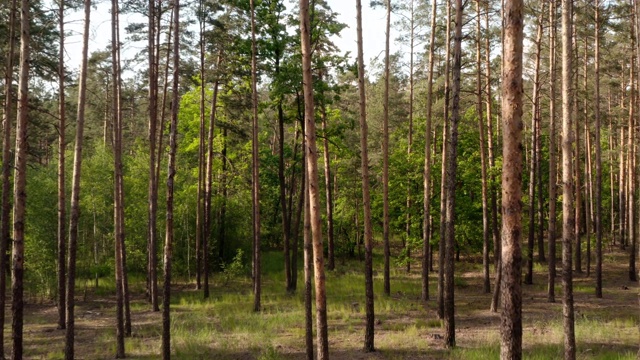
[443,0,463,348]
[381,0,391,297]
[65,2,91,357]
[438,0,451,321]
[11,1,30,357]
[111,0,125,356]
[356,0,374,351]
[148,0,160,312]
[594,0,603,298]
[499,0,524,357]
[0,0,16,355]
[204,52,222,298]
[299,0,329,356]
[162,1,179,358]
[57,0,67,331]
[476,0,490,294]
[548,0,558,303]
[562,0,577,357]
[250,0,262,313]
[421,0,436,302]
[526,7,545,286]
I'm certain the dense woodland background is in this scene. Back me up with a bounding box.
[0,0,639,358]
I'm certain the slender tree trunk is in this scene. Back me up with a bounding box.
[278,88,292,290]
[526,7,545,286]
[162,1,179,358]
[204,52,222,298]
[219,127,228,261]
[548,0,558,304]
[319,73,335,272]
[148,0,160,312]
[0,0,16,354]
[303,142,312,360]
[405,0,415,274]
[488,0,502,313]
[594,0,603,298]
[574,34,583,275]
[57,0,67,331]
[195,1,205,291]
[299,0,328,356]
[64,2,91,358]
[438,0,452,321]
[11,1,30,357]
[356,0,374,351]
[250,0,262,313]
[381,0,391,297]
[628,20,637,281]
[500,0,524,357]
[561,0,576,357]
[421,0,436,302]
[111,0,125,356]
[443,0,463,348]
[585,117,593,277]
[475,0,490,294]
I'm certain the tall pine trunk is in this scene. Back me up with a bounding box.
[594,0,603,298]
[561,0,577,356]
[65,2,91,357]
[57,0,67,331]
[356,0,374,351]
[443,0,463,348]
[148,0,160,311]
[548,0,559,303]
[476,0,490,294]
[299,0,329,356]
[162,1,180,358]
[421,0,436,302]
[382,0,391,296]
[11,0,30,357]
[500,0,524,356]
[526,7,545,285]
[250,0,262,313]
[0,0,16,354]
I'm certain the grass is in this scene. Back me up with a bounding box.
[8,247,639,359]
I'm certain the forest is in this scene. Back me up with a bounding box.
[0,0,638,358]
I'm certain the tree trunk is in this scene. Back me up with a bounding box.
[421,0,436,302]
[64,2,91,357]
[561,0,577,357]
[547,0,559,304]
[438,0,452,321]
[526,7,545,286]
[0,0,16,354]
[628,26,637,281]
[476,0,490,295]
[320,79,335,272]
[11,1,30,357]
[204,52,222,298]
[57,0,67,331]
[299,0,328,357]
[279,91,292,291]
[382,0,391,297]
[443,0,463,348]
[195,0,205,291]
[162,1,180,358]
[250,0,262,313]
[356,0,374,351]
[303,136,313,360]
[111,0,125,357]
[594,0,603,298]
[148,0,160,312]
[500,0,524,357]
[405,0,415,274]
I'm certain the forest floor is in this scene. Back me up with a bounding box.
[5,244,639,359]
